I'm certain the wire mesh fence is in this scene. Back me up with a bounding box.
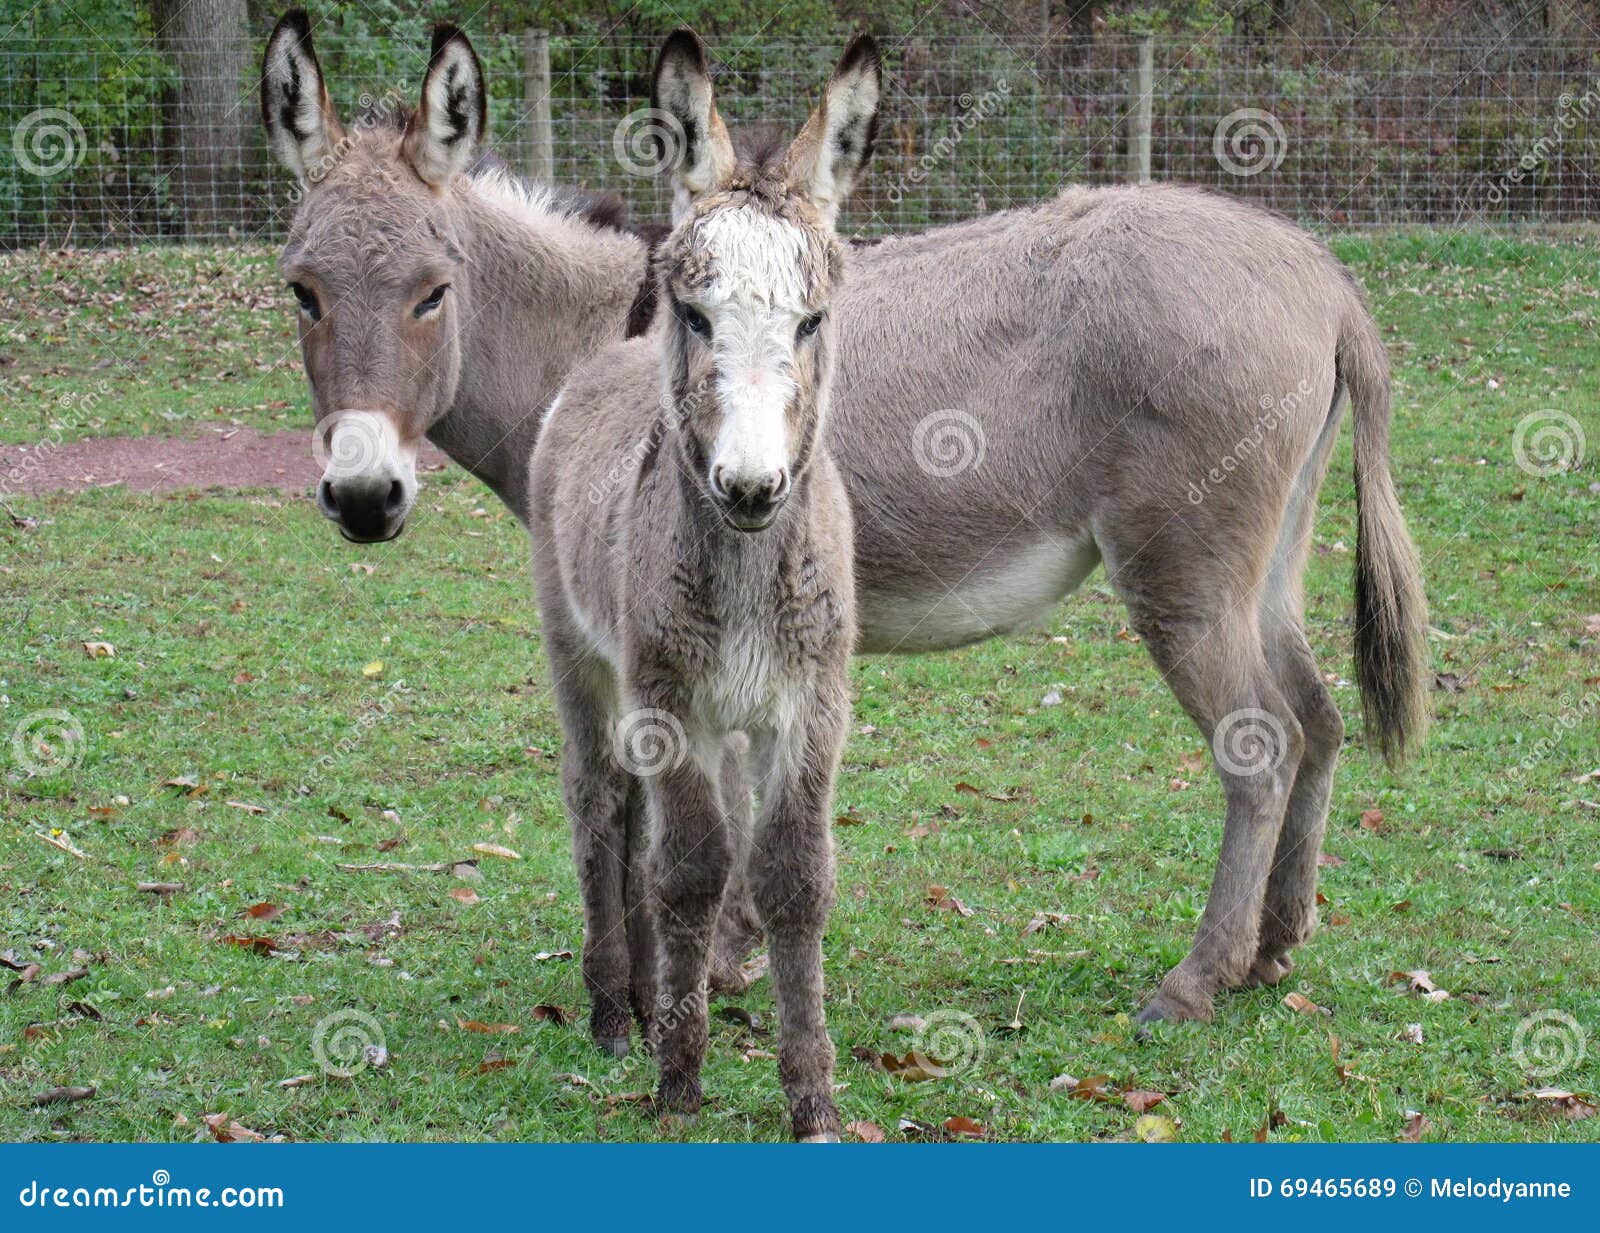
[4,30,1599,248]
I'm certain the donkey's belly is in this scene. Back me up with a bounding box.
[855,532,1101,654]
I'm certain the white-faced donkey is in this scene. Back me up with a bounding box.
[528,33,883,1141]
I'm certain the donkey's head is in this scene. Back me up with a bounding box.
[262,10,486,542]
[651,31,881,533]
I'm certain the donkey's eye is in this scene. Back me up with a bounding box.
[289,282,321,322]
[796,313,825,342]
[413,284,450,318]
[677,302,712,341]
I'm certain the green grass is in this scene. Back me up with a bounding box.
[1,233,1597,1143]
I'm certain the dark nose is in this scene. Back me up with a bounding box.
[711,465,789,509]
[318,475,406,541]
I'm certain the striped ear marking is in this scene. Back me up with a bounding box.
[402,24,487,189]
[260,9,344,183]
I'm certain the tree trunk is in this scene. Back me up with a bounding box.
[152,0,251,239]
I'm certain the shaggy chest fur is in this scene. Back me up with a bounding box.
[634,533,846,734]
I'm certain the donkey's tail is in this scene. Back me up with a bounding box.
[1338,298,1429,766]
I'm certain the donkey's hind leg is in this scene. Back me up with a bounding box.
[548,646,634,1058]
[709,734,764,996]
[1248,619,1343,987]
[1106,537,1305,1023]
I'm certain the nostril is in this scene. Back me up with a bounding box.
[317,480,339,519]
[710,465,730,501]
[769,469,790,501]
[384,480,405,515]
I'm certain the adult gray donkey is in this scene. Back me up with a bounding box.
[261,11,1428,1028]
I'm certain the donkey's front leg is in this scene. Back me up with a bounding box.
[749,713,845,1142]
[647,753,735,1119]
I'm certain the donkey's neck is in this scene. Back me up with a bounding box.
[430,184,652,522]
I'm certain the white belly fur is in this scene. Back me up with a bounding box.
[858,533,1101,654]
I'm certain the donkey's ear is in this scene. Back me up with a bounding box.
[261,9,345,182]
[651,29,735,220]
[786,35,882,224]
[402,23,487,190]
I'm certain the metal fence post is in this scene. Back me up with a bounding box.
[1128,34,1154,185]
[523,29,554,184]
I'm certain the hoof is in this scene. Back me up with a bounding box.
[1135,986,1215,1034]
[797,1132,840,1143]
[1243,953,1294,989]
[595,1035,630,1060]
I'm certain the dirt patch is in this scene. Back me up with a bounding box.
[0,428,451,497]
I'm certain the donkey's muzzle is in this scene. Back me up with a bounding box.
[711,465,790,533]
[319,474,409,543]
[314,409,416,543]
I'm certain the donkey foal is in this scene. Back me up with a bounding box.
[530,33,882,1141]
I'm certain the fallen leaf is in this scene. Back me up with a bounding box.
[1133,1114,1178,1142]
[1254,1106,1288,1142]
[953,782,1017,802]
[1398,1023,1425,1044]
[203,1113,265,1143]
[533,950,573,962]
[225,800,267,816]
[243,902,284,922]
[1317,853,1346,868]
[531,1004,568,1026]
[277,1075,317,1089]
[31,1085,95,1106]
[846,1120,884,1143]
[879,1050,951,1081]
[1528,1088,1598,1120]
[1399,1112,1431,1141]
[477,1053,517,1073]
[1123,1089,1167,1114]
[1283,991,1331,1017]
[137,882,185,895]
[41,967,88,986]
[82,641,115,658]
[362,661,384,679]
[888,1013,927,1032]
[34,831,88,860]
[1388,969,1443,996]
[942,1115,986,1138]
[1064,1074,1119,1103]
[834,813,867,827]
[219,935,277,956]
[449,887,480,905]
[1359,808,1385,832]
[457,1018,520,1035]
[472,843,521,861]
[925,885,974,916]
